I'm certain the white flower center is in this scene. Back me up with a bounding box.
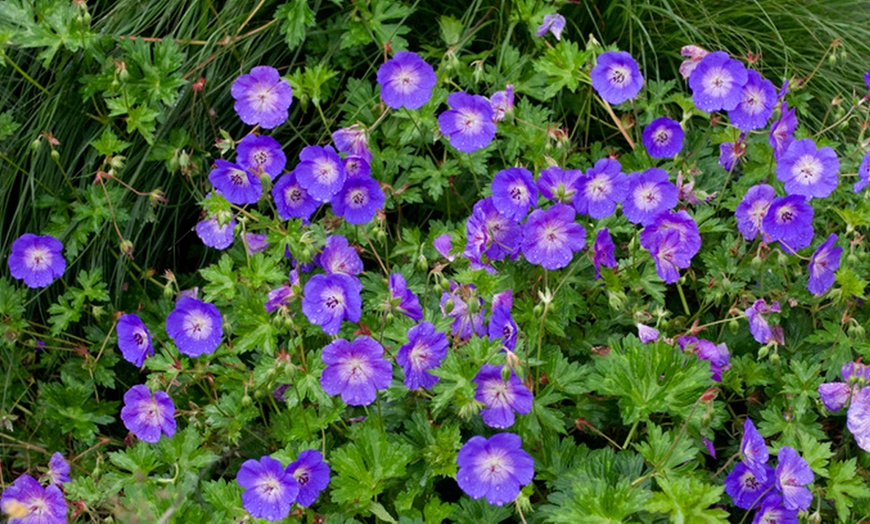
[183,310,213,340]
[608,65,631,87]
[702,67,734,97]
[792,155,823,185]
[25,246,52,270]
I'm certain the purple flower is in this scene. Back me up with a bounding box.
[332,124,371,162]
[535,13,566,40]
[245,233,269,255]
[591,51,644,105]
[388,273,423,321]
[728,70,777,131]
[7,234,66,288]
[492,167,537,221]
[807,234,842,295]
[265,285,293,313]
[396,321,448,389]
[47,452,70,485]
[744,299,781,344]
[236,134,286,180]
[769,102,798,160]
[0,474,67,523]
[473,364,533,428]
[719,136,747,172]
[456,433,535,506]
[433,234,455,261]
[490,84,514,122]
[724,461,776,509]
[209,160,262,205]
[762,195,814,253]
[320,236,363,276]
[377,51,437,110]
[272,170,318,221]
[854,151,870,193]
[521,204,586,270]
[117,313,153,367]
[640,210,702,262]
[751,496,798,524]
[302,273,362,335]
[591,228,617,280]
[231,66,293,129]
[464,198,522,269]
[642,117,684,158]
[776,138,839,199]
[688,51,748,112]
[818,382,851,411]
[195,216,236,249]
[489,299,518,351]
[740,418,770,480]
[575,158,629,219]
[237,455,300,521]
[774,446,813,511]
[622,168,678,226]
[320,336,392,406]
[331,176,385,225]
[120,385,176,443]
[166,297,223,357]
[679,336,731,382]
[637,323,659,343]
[537,166,582,204]
[343,155,371,179]
[865,67,870,95]
[295,145,346,202]
[646,230,683,284]
[735,184,775,241]
[847,386,870,452]
[440,283,486,340]
[438,92,497,153]
[286,450,331,507]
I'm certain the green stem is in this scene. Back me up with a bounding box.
[676,280,691,316]
[622,420,640,449]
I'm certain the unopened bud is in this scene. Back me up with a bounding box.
[31,138,42,151]
[443,298,455,314]
[241,395,253,407]
[758,345,770,359]
[50,149,60,162]
[728,319,739,334]
[416,254,428,272]
[769,352,780,366]
[120,239,134,259]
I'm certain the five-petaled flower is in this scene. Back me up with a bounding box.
[231,66,293,129]
[456,433,535,506]
[120,384,176,443]
[8,234,66,289]
[166,297,223,357]
[236,455,300,521]
[642,117,684,158]
[396,321,448,390]
[0,474,67,524]
[320,336,392,406]
[591,51,645,105]
[377,51,437,110]
[302,273,362,335]
[438,92,497,153]
[521,203,586,270]
[473,364,533,428]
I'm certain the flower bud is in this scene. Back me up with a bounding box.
[728,319,739,334]
[416,254,428,272]
[50,149,60,162]
[757,345,769,359]
[532,303,543,316]
[241,394,253,407]
[444,298,455,314]
[769,352,780,366]
[31,138,42,151]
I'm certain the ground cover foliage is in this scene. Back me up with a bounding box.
[1,0,870,522]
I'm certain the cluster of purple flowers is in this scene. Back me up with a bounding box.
[818,361,870,452]
[724,418,814,521]
[236,451,330,521]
